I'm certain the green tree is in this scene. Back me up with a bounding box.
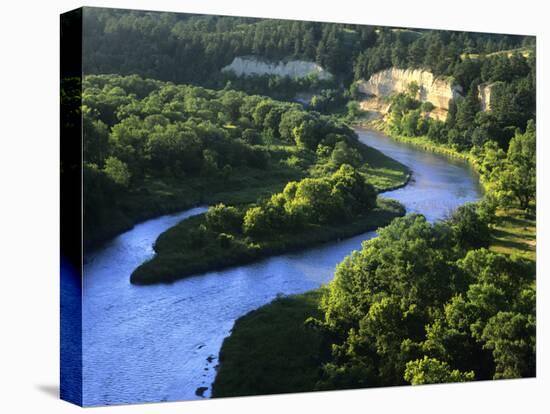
[205,204,243,234]
[243,206,271,237]
[83,109,109,165]
[401,110,422,137]
[242,128,261,145]
[404,357,475,385]
[481,312,536,379]
[497,121,536,210]
[102,156,131,187]
[331,141,362,168]
[448,203,491,250]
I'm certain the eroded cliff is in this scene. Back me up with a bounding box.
[221,56,332,80]
[357,68,463,121]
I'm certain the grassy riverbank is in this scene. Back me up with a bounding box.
[212,290,327,397]
[490,207,536,263]
[211,208,537,398]
[359,119,476,163]
[130,198,404,284]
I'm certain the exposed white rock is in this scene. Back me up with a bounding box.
[478,82,503,112]
[359,97,391,114]
[221,56,333,80]
[356,67,463,121]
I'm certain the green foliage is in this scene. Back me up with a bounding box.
[420,101,435,112]
[404,357,475,385]
[205,203,243,234]
[481,311,536,379]
[313,214,535,390]
[242,164,377,238]
[131,198,405,284]
[448,203,491,250]
[82,74,369,246]
[498,123,536,209]
[102,156,131,187]
[82,8,532,96]
[478,121,536,210]
[243,206,272,238]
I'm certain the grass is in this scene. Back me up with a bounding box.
[211,289,327,398]
[357,140,411,191]
[460,47,533,60]
[489,207,536,263]
[130,198,405,284]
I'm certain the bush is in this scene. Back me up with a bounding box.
[404,357,475,385]
[331,141,362,168]
[247,146,270,169]
[243,206,271,237]
[242,128,262,145]
[205,204,243,234]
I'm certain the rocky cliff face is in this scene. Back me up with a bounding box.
[221,56,333,80]
[357,68,463,121]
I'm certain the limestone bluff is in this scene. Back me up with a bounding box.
[221,58,498,121]
[356,68,463,121]
[221,56,333,80]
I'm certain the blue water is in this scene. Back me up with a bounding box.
[81,129,482,406]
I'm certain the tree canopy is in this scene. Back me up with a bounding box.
[314,210,535,389]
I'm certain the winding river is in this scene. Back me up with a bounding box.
[82,128,483,406]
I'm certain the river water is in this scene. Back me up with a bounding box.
[81,129,483,406]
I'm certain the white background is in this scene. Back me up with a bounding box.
[0,0,548,412]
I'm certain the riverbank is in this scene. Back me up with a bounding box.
[212,289,327,397]
[85,164,305,251]
[83,122,487,403]
[130,198,405,284]
[357,119,536,264]
[355,119,477,164]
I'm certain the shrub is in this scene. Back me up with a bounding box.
[206,204,243,234]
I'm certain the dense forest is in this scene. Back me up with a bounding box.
[80,74,408,247]
[82,8,535,155]
[83,8,533,90]
[315,208,535,388]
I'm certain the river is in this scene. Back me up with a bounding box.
[81,128,483,406]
